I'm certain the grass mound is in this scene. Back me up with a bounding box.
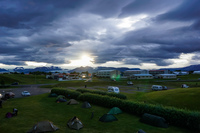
[135,87,200,111]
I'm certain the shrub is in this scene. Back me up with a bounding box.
[76,88,127,99]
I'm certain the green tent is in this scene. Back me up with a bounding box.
[56,95,65,100]
[67,116,83,130]
[108,107,122,114]
[99,114,118,122]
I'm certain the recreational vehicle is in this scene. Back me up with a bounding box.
[151,85,167,91]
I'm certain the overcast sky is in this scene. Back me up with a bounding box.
[1,0,200,69]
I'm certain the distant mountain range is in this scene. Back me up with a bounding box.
[160,64,200,71]
[0,64,200,74]
[68,66,140,73]
[0,66,68,74]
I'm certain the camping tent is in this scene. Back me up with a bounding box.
[49,93,58,97]
[27,121,59,133]
[99,114,118,122]
[67,116,83,130]
[108,107,122,114]
[67,99,79,105]
[56,98,67,102]
[140,113,168,128]
[5,112,12,118]
[81,101,91,108]
[56,95,65,100]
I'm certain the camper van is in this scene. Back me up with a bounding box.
[151,85,164,91]
[181,84,189,88]
[108,86,120,93]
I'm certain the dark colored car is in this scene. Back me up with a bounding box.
[11,82,19,85]
[4,92,15,99]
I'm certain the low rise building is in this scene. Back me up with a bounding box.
[96,70,121,79]
[132,74,153,79]
[149,70,170,76]
[156,74,177,79]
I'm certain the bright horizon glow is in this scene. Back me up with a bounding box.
[66,55,94,67]
[0,53,198,70]
[25,61,47,67]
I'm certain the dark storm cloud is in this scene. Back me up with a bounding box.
[1,0,200,68]
[0,0,92,28]
[88,0,131,18]
[156,0,200,22]
[94,47,124,64]
[119,0,182,17]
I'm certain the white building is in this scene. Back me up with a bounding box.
[123,70,148,78]
[96,70,121,79]
[173,71,189,75]
[132,74,153,79]
[156,74,177,79]
[193,71,200,74]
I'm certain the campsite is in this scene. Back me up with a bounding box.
[0,74,200,132]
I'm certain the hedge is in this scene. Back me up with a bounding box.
[76,88,127,99]
[77,93,200,131]
[51,88,81,99]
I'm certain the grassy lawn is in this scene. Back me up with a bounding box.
[0,74,59,85]
[0,93,192,133]
[125,87,200,111]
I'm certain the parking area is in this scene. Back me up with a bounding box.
[0,85,51,99]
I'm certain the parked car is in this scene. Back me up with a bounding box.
[181,84,189,88]
[21,91,31,96]
[4,92,15,98]
[108,86,120,93]
[127,81,133,85]
[162,86,168,90]
[11,82,19,85]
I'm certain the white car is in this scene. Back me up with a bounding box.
[21,91,31,96]
[108,86,120,93]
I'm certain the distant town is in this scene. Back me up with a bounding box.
[1,64,200,81]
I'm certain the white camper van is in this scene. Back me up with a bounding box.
[151,85,164,91]
[181,84,189,88]
[108,86,120,93]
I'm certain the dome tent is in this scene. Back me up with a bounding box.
[99,114,118,122]
[67,99,79,105]
[67,116,83,130]
[81,101,91,108]
[27,120,59,133]
[108,107,122,114]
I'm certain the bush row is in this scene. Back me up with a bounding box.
[76,88,127,99]
[51,88,81,99]
[77,93,200,131]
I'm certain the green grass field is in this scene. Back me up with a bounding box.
[125,87,200,111]
[0,93,192,133]
[0,74,59,85]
